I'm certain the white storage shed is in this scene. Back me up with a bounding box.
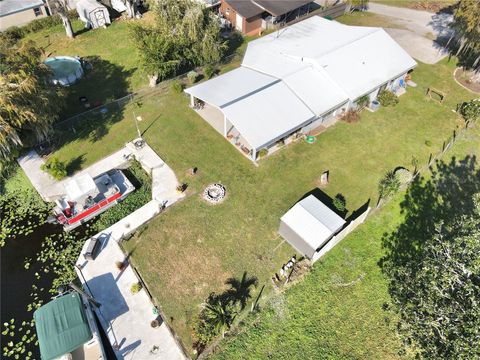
[279,195,346,259]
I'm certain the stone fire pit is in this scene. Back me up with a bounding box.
[203,183,226,204]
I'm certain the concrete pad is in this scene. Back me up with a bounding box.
[384,28,448,64]
[76,232,186,360]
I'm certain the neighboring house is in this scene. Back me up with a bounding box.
[0,0,48,31]
[220,0,314,35]
[185,16,417,161]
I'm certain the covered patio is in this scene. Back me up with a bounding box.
[185,67,316,161]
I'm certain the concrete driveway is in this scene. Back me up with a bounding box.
[367,3,453,64]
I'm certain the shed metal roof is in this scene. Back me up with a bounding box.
[281,195,346,254]
[34,292,93,360]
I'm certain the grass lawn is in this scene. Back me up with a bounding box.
[337,11,407,29]
[209,122,480,360]
[44,54,476,353]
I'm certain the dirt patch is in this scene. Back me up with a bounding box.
[409,1,454,13]
[454,68,480,94]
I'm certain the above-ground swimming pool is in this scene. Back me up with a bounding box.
[44,56,84,86]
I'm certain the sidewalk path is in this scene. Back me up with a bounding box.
[367,3,453,64]
[19,140,187,359]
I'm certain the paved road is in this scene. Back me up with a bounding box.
[368,3,453,64]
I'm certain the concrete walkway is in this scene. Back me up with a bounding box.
[367,3,453,64]
[19,140,187,359]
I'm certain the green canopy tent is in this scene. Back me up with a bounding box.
[34,292,93,360]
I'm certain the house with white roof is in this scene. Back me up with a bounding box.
[0,0,48,31]
[185,16,417,161]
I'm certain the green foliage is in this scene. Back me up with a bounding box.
[187,70,198,85]
[131,282,142,294]
[377,90,399,107]
[40,157,67,180]
[332,193,347,213]
[378,170,400,200]
[451,0,480,71]
[130,0,226,82]
[0,41,65,162]
[93,160,151,231]
[195,293,237,344]
[356,95,370,109]
[257,148,268,158]
[459,98,480,120]
[203,65,216,80]
[0,188,50,247]
[171,80,184,94]
[381,157,480,359]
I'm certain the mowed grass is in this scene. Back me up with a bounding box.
[45,55,475,352]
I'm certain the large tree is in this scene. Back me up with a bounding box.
[47,0,74,38]
[0,42,64,163]
[130,0,225,87]
[381,157,480,359]
[450,0,480,80]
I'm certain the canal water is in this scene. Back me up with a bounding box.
[1,221,115,359]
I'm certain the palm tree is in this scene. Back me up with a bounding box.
[201,296,236,338]
[225,272,258,310]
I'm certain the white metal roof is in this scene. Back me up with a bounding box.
[185,16,416,150]
[64,174,97,200]
[0,0,44,17]
[222,82,315,149]
[281,195,346,253]
[185,67,278,109]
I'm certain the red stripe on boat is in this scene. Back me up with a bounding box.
[67,192,122,225]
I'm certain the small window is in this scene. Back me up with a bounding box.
[34,7,42,17]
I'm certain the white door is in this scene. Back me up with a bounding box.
[235,13,243,32]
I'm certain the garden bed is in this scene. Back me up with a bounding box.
[454,68,480,94]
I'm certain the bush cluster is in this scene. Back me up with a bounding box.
[377,90,399,107]
[171,80,184,94]
[203,65,216,80]
[459,98,480,121]
[41,157,67,180]
[187,70,198,85]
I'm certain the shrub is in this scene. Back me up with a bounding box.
[187,70,198,85]
[342,109,360,123]
[377,90,399,107]
[459,98,480,121]
[378,170,400,200]
[332,194,346,213]
[203,65,216,80]
[171,80,184,94]
[41,158,67,180]
[130,282,142,294]
[0,27,26,45]
[257,148,268,158]
[356,95,369,109]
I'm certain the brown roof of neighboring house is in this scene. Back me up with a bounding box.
[224,0,264,19]
[254,0,314,17]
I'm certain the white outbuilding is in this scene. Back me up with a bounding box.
[76,0,110,29]
[279,195,346,259]
[185,16,417,160]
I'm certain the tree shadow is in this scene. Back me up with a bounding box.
[300,187,348,218]
[224,271,258,310]
[379,155,480,276]
[66,154,85,175]
[51,56,134,148]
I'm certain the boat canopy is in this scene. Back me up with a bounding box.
[34,292,93,360]
[64,174,97,200]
